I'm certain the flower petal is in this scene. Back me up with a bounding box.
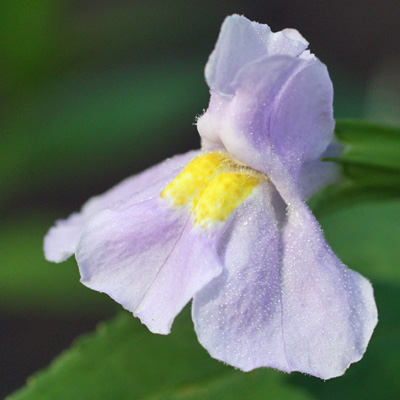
[76,198,222,334]
[135,220,224,334]
[193,186,377,379]
[44,150,199,262]
[198,55,334,196]
[198,16,335,202]
[205,15,308,95]
[192,183,290,372]
[281,203,377,379]
[299,142,343,200]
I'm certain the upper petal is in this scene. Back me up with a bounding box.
[198,15,334,202]
[76,197,223,334]
[206,15,309,95]
[198,55,334,198]
[44,150,199,262]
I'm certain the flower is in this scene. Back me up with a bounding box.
[44,15,377,379]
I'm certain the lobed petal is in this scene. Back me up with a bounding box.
[44,150,199,262]
[198,15,335,202]
[280,203,377,379]
[193,185,377,379]
[76,198,223,334]
[205,14,308,95]
[193,183,290,372]
[135,220,224,334]
[198,55,334,199]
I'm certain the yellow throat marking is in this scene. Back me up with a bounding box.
[160,152,263,227]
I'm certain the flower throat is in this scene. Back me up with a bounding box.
[161,152,264,227]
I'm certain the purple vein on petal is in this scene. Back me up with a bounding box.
[134,213,191,314]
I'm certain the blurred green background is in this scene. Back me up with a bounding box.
[1,1,399,398]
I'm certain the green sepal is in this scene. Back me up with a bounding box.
[310,119,400,216]
[334,119,400,171]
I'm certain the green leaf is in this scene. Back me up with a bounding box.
[0,210,114,316]
[310,119,400,215]
[8,309,314,400]
[309,180,400,217]
[334,119,400,171]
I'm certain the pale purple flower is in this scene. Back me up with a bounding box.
[44,15,377,379]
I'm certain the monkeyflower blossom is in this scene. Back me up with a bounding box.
[45,15,377,379]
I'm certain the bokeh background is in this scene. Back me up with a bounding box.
[1,1,400,398]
